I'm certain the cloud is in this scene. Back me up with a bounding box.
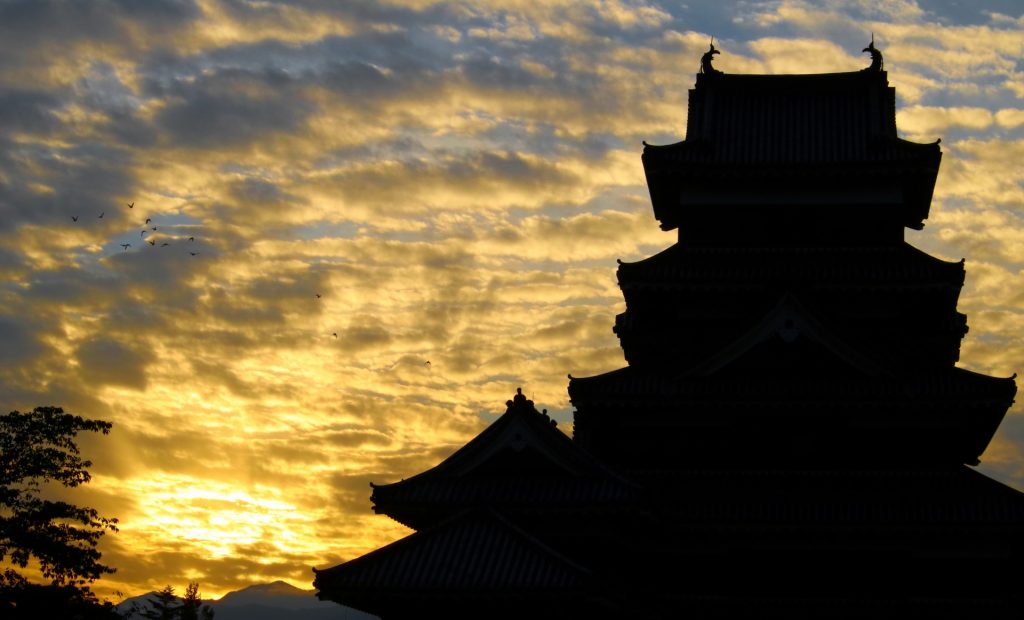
[75,336,154,390]
[154,68,315,149]
[0,314,50,367]
[1,0,1023,602]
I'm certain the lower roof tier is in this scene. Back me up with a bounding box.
[569,366,1016,467]
[314,508,597,618]
[316,467,1024,618]
[616,242,964,289]
[614,288,968,372]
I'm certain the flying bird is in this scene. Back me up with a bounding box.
[71,216,78,222]
[151,226,157,231]
[140,230,147,237]
[98,212,104,218]
[120,243,131,251]
[188,236,194,242]
[315,293,322,299]
[161,242,169,247]
[127,202,134,209]
[145,218,151,224]
[189,252,198,256]
[332,332,338,338]
[148,240,155,246]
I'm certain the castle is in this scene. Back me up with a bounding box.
[314,43,1022,618]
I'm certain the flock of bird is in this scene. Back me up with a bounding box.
[70,200,199,256]
[69,200,430,360]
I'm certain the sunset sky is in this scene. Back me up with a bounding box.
[2,0,1023,601]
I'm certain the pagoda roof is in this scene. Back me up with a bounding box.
[642,54,942,231]
[568,363,1015,405]
[617,243,965,291]
[684,293,893,377]
[313,508,593,612]
[371,389,637,529]
[642,466,1024,532]
[646,68,939,167]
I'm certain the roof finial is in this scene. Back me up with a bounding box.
[862,33,883,72]
[700,37,721,75]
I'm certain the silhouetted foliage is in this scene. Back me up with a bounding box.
[180,582,214,620]
[0,406,119,617]
[136,583,213,620]
[0,577,121,619]
[137,585,179,620]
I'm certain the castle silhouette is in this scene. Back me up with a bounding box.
[314,43,1022,619]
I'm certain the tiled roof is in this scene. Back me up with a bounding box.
[373,476,635,514]
[643,467,1024,526]
[617,243,964,289]
[654,70,939,166]
[371,389,636,527]
[314,508,590,596]
[568,365,1015,403]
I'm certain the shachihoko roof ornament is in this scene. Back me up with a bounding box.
[699,39,721,75]
[862,34,884,71]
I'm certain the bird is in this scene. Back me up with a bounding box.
[127,201,134,209]
[315,293,322,299]
[189,252,198,256]
[140,230,147,237]
[148,240,155,246]
[425,361,431,368]
[332,332,338,338]
[120,243,130,251]
[151,226,157,231]
[161,242,169,247]
[145,218,151,224]
[71,215,78,222]
[188,236,194,242]
[98,212,104,218]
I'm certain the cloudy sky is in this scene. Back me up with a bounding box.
[2,0,1022,601]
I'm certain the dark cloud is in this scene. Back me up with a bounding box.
[0,314,50,366]
[0,89,64,135]
[74,336,152,389]
[155,68,315,148]
[205,286,287,327]
[321,427,392,448]
[336,316,392,353]
[323,150,579,215]
[0,0,199,39]
[0,137,137,231]
[0,0,199,80]
[75,336,154,390]
[26,266,124,306]
[189,359,252,396]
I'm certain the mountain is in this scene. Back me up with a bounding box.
[117,580,378,620]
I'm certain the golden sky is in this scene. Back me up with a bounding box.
[1,0,1022,601]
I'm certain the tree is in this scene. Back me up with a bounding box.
[180,582,214,620]
[0,406,119,616]
[136,583,213,620]
[138,585,180,620]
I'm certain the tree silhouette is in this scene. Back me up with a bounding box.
[180,582,214,620]
[136,583,214,620]
[0,406,119,616]
[138,585,180,620]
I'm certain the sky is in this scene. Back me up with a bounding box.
[1,0,1022,602]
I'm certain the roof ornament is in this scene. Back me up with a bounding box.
[506,387,534,412]
[862,33,883,72]
[700,38,721,75]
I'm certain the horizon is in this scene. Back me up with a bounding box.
[1,0,1022,602]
